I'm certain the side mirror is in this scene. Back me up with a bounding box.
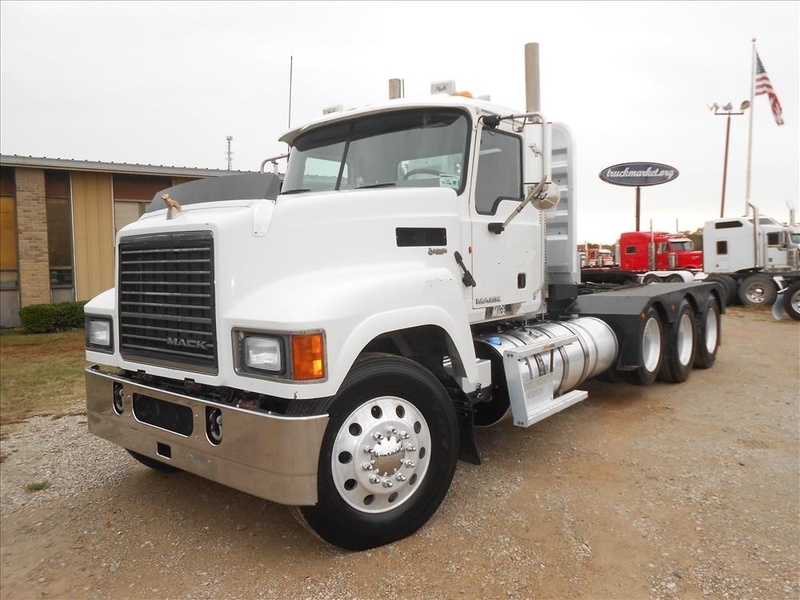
[531,182,561,211]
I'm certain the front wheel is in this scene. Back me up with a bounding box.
[783,281,800,321]
[738,273,777,306]
[288,354,459,551]
[704,274,737,307]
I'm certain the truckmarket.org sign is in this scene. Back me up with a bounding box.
[599,162,679,187]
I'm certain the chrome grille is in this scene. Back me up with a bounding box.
[118,232,217,373]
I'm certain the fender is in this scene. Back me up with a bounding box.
[224,262,478,399]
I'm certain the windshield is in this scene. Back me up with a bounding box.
[282,109,470,194]
[670,240,694,251]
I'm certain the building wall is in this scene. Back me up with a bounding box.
[0,170,20,327]
[72,171,115,301]
[14,168,50,307]
[0,157,242,328]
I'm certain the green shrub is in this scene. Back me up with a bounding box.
[53,301,87,329]
[19,301,88,333]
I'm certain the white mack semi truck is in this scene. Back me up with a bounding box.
[84,44,724,551]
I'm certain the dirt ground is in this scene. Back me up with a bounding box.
[1,306,798,600]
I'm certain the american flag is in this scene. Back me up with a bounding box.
[755,52,784,126]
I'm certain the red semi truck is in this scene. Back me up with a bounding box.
[581,218,800,315]
[582,231,702,284]
[616,231,702,272]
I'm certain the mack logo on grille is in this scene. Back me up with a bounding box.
[167,337,213,350]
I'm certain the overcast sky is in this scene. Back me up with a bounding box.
[1,0,798,243]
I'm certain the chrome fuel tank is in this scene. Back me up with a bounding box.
[473,317,618,426]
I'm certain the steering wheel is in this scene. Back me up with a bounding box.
[403,168,442,180]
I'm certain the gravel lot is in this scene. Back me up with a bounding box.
[1,306,798,600]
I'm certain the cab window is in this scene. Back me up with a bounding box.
[474,128,522,215]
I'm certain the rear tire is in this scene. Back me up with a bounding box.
[694,295,721,369]
[738,273,777,306]
[288,354,459,551]
[625,307,664,386]
[126,450,182,473]
[705,274,738,307]
[783,281,800,321]
[659,299,697,383]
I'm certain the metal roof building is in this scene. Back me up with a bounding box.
[0,154,255,328]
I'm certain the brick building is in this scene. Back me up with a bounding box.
[0,155,254,328]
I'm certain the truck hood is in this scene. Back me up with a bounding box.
[118,185,463,314]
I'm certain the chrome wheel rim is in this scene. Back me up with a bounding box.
[642,317,662,372]
[676,312,694,366]
[331,396,430,514]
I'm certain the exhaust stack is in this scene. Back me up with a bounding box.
[525,42,541,112]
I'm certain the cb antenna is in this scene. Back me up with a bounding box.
[288,56,294,129]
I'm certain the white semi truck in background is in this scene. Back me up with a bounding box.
[84,44,725,551]
[702,207,800,318]
[580,209,800,319]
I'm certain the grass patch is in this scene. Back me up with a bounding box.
[26,480,50,492]
[0,329,87,428]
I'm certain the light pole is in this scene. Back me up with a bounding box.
[226,135,234,171]
[709,101,749,218]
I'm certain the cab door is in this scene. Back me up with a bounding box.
[469,124,544,321]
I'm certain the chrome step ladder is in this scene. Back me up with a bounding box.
[501,333,588,427]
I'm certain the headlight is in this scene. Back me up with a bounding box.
[243,335,284,373]
[86,317,113,352]
[234,329,326,381]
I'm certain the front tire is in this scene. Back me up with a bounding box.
[288,354,459,551]
[625,307,664,386]
[705,274,737,306]
[738,273,777,306]
[659,299,697,383]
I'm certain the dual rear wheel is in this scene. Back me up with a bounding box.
[625,295,720,386]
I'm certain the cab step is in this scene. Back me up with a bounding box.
[501,333,589,427]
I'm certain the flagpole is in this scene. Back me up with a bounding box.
[744,38,756,216]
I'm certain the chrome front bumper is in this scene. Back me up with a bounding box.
[85,366,328,505]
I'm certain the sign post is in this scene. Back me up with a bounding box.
[599,162,679,231]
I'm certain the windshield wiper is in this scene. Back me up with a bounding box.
[357,182,396,189]
[280,188,311,195]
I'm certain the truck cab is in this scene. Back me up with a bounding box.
[703,214,798,272]
[618,231,702,272]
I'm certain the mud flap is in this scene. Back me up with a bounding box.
[772,289,786,321]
